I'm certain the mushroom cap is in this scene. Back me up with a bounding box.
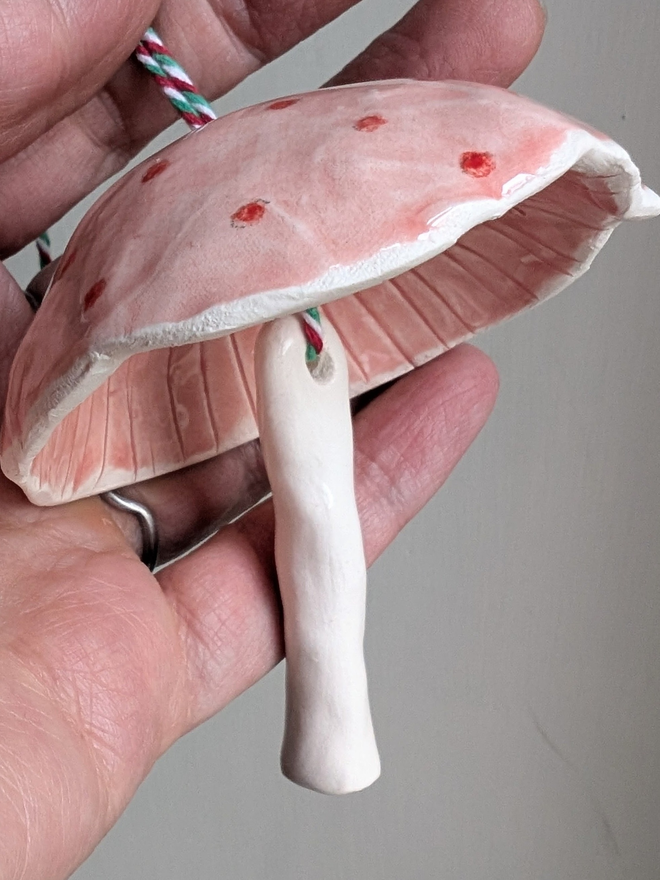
[2,79,659,504]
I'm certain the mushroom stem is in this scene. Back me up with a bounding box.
[255,315,380,795]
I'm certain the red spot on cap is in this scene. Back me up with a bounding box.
[267,99,299,110]
[83,278,107,312]
[460,151,496,178]
[231,201,267,226]
[354,114,387,132]
[55,248,77,281]
[142,159,170,183]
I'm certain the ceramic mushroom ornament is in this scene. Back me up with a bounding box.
[2,79,659,794]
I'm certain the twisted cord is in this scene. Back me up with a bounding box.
[301,308,323,363]
[135,28,217,130]
[36,232,52,270]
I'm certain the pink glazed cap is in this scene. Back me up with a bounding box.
[3,79,659,504]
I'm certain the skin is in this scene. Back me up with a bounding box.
[0,0,544,876]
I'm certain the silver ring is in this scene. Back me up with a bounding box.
[28,282,160,571]
[102,490,160,572]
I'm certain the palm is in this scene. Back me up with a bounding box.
[0,347,496,878]
[0,0,541,876]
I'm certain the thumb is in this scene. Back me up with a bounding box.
[0,0,158,164]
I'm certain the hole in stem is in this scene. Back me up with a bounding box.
[307,349,335,383]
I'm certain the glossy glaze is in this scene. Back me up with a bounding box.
[2,80,659,503]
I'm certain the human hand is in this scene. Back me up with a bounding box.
[0,1,544,877]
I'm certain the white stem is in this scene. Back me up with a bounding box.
[254,316,380,795]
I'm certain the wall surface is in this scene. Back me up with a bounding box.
[7,0,660,877]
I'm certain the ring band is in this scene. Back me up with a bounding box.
[102,490,160,572]
[26,284,160,572]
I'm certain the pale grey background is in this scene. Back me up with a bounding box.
[7,0,660,876]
